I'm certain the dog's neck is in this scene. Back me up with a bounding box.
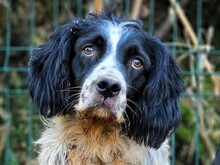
[59,113,140,164]
[37,112,170,165]
[38,112,144,164]
[65,112,122,151]
[69,119,121,163]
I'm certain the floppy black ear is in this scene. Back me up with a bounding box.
[125,34,184,149]
[28,22,80,117]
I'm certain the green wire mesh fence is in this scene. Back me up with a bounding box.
[0,0,219,165]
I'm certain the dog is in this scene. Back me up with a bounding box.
[28,13,184,165]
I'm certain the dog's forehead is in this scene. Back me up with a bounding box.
[105,20,139,35]
[108,24,122,34]
[106,23,123,51]
[104,20,139,49]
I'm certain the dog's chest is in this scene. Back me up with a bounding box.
[37,115,170,165]
[60,116,145,164]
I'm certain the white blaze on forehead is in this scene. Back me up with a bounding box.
[95,22,123,68]
[105,21,139,59]
[108,23,123,53]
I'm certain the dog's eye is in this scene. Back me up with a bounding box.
[131,57,143,69]
[83,46,94,56]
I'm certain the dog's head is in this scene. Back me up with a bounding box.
[28,13,184,149]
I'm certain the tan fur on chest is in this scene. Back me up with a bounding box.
[60,114,144,164]
[37,113,146,165]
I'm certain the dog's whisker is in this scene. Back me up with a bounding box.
[123,110,131,129]
[64,98,79,110]
[127,85,141,94]
[63,94,80,103]
[59,88,82,92]
[58,86,83,92]
[61,96,80,113]
[59,89,81,92]
[65,86,82,89]
[126,103,141,120]
[64,93,81,103]
[127,99,141,110]
[65,86,82,90]
[62,98,80,113]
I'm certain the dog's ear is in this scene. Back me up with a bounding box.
[28,22,80,117]
[125,34,184,149]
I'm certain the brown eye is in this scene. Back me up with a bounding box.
[131,57,143,69]
[83,46,94,56]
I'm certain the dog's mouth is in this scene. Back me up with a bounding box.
[97,96,117,109]
[74,92,126,123]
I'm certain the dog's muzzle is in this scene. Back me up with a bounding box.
[74,67,127,121]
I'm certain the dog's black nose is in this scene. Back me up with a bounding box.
[96,77,121,97]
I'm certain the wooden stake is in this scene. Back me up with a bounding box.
[170,0,198,46]
[131,0,143,19]
[94,0,103,13]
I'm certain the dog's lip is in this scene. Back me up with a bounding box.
[103,97,116,109]
[98,94,116,104]
[87,95,117,110]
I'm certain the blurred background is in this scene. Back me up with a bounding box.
[0,0,220,164]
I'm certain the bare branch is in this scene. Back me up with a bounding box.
[131,0,143,19]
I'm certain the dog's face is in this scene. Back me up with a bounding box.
[28,14,184,149]
[73,21,152,122]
